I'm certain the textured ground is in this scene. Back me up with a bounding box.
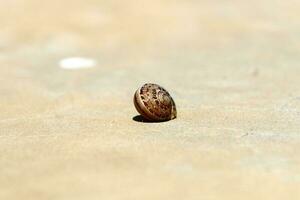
[1,0,300,199]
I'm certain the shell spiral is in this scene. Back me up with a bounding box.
[134,83,177,122]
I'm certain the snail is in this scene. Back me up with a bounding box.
[133,83,177,122]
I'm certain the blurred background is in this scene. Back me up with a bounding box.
[1,0,300,93]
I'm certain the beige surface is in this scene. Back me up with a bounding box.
[1,0,300,199]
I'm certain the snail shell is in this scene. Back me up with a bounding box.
[133,83,177,122]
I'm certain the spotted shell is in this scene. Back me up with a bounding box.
[133,83,177,122]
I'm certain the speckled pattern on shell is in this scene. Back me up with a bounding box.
[134,83,177,122]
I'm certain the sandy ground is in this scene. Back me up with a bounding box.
[1,0,300,199]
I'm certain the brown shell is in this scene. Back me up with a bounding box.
[133,83,177,122]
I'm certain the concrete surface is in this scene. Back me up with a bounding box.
[0,0,300,199]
